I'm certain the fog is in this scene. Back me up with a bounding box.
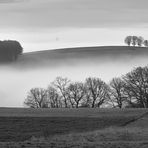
[0,54,148,107]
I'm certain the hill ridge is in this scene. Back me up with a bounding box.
[24,46,146,55]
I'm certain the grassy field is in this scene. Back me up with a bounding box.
[0,108,147,147]
[1,127,148,148]
[0,107,146,117]
[24,127,148,148]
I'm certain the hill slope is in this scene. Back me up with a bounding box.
[9,46,148,69]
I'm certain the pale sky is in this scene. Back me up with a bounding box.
[0,0,148,52]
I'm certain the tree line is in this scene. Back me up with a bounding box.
[0,40,23,62]
[124,36,148,47]
[24,65,148,109]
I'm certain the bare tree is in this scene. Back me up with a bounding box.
[85,77,109,108]
[52,77,70,108]
[123,66,148,108]
[24,88,48,108]
[47,86,62,108]
[124,36,132,46]
[109,78,126,108]
[81,91,92,108]
[67,82,85,108]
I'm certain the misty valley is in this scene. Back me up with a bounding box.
[0,46,148,107]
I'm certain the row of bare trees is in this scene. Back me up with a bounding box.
[24,66,148,108]
[124,36,148,47]
[24,77,109,108]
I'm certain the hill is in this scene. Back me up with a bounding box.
[1,46,148,107]
[8,46,148,69]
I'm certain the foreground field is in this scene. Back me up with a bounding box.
[0,108,147,147]
[0,107,146,117]
[1,127,148,148]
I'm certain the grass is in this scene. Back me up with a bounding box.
[0,116,135,142]
[0,108,147,147]
[0,108,146,142]
[47,127,148,145]
[0,107,146,117]
[1,127,148,148]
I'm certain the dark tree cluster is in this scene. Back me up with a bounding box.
[0,40,23,62]
[124,36,148,47]
[24,66,148,109]
[24,77,110,108]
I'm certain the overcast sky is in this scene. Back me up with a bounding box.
[0,0,148,52]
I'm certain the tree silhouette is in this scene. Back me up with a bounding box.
[131,36,138,46]
[52,77,71,108]
[85,77,109,108]
[124,36,145,47]
[0,40,23,62]
[124,36,132,46]
[47,86,62,108]
[109,78,126,108]
[67,82,85,108]
[24,88,48,108]
[123,66,148,108]
[137,36,144,47]
[143,40,148,47]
